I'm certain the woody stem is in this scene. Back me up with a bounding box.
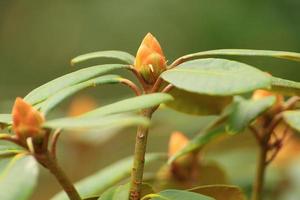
[129,109,153,200]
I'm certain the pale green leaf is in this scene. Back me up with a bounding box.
[24,64,128,105]
[37,75,122,115]
[82,93,174,118]
[283,110,300,132]
[71,51,135,65]
[189,185,246,200]
[162,58,271,96]
[99,184,130,200]
[0,154,39,200]
[51,153,167,200]
[271,76,300,96]
[169,125,226,164]
[172,49,300,66]
[146,189,214,200]
[0,114,12,127]
[166,88,232,115]
[227,96,276,133]
[43,114,149,130]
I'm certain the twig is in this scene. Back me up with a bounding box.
[120,78,142,96]
[161,84,174,93]
[51,129,62,161]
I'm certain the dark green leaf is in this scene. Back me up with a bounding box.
[51,153,167,200]
[71,50,135,65]
[0,154,39,200]
[145,189,214,200]
[24,64,128,105]
[37,75,122,115]
[271,76,300,96]
[189,185,246,200]
[44,114,149,130]
[162,58,271,96]
[166,88,232,115]
[172,49,300,66]
[283,110,300,132]
[227,96,276,133]
[82,93,174,117]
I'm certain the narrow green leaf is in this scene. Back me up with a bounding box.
[146,189,214,200]
[37,75,122,115]
[166,88,232,115]
[44,114,149,130]
[0,141,24,158]
[71,51,135,65]
[169,125,226,164]
[227,96,276,133]
[82,93,174,118]
[271,76,300,96]
[0,114,12,127]
[24,64,128,105]
[162,58,271,96]
[283,110,300,132]
[189,185,246,200]
[0,154,39,200]
[51,153,167,200]
[172,49,300,66]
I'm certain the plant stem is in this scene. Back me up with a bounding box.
[251,145,267,200]
[37,152,81,200]
[129,109,153,200]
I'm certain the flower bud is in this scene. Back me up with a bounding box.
[12,97,45,140]
[168,131,189,157]
[134,33,166,84]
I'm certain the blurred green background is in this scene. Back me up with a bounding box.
[1,1,300,200]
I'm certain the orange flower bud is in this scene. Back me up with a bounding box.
[134,33,166,84]
[168,131,189,157]
[12,97,45,140]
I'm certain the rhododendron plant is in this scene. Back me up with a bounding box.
[1,33,300,200]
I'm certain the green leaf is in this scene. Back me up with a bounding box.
[0,114,12,127]
[82,93,174,118]
[99,183,154,200]
[189,185,246,200]
[271,76,300,96]
[145,189,214,200]
[227,96,276,133]
[99,184,130,200]
[83,197,99,200]
[24,64,128,105]
[51,153,167,200]
[283,110,300,132]
[37,75,122,115]
[162,58,271,96]
[71,50,135,65]
[172,49,300,66]
[166,88,232,115]
[0,141,25,158]
[44,114,149,130]
[0,154,39,200]
[169,125,226,164]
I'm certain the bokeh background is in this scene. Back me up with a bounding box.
[1,1,300,200]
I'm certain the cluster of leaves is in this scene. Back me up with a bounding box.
[1,33,300,200]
